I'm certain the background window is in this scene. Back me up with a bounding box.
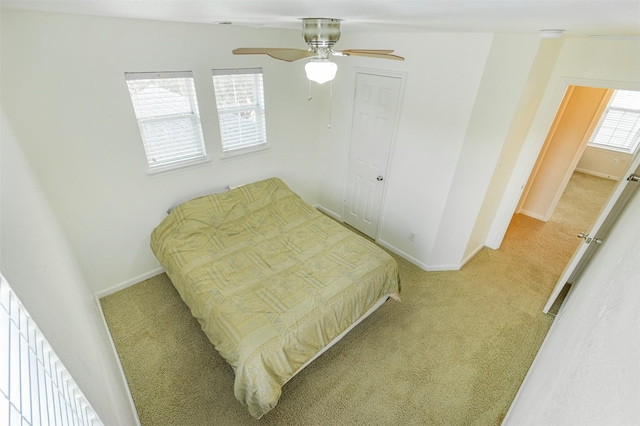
[589,89,640,154]
[1,274,103,426]
[125,71,207,173]
[212,68,268,155]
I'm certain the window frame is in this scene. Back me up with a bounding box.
[211,68,269,159]
[588,89,640,154]
[125,71,209,174]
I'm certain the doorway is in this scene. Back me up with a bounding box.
[543,160,640,313]
[517,86,611,221]
[505,85,640,312]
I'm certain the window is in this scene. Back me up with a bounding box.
[212,68,268,156]
[589,89,640,153]
[125,71,207,173]
[1,274,103,425]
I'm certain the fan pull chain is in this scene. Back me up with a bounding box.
[328,81,333,129]
[307,80,332,129]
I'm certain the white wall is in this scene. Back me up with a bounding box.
[315,32,497,269]
[5,11,638,294]
[469,38,564,255]
[3,10,517,287]
[0,112,138,425]
[429,33,541,268]
[1,11,321,293]
[504,180,640,425]
[520,86,608,221]
[576,146,632,180]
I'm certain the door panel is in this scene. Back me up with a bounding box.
[543,158,640,313]
[345,73,402,238]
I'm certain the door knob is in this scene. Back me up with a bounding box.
[376,176,384,181]
[578,233,602,244]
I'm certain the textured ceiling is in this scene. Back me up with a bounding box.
[1,0,639,37]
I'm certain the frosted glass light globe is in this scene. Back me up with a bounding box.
[305,60,338,84]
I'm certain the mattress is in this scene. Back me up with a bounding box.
[150,177,400,418]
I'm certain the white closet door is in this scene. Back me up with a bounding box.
[344,72,402,238]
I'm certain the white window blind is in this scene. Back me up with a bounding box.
[1,274,103,426]
[590,89,640,153]
[125,71,207,172]
[212,68,268,154]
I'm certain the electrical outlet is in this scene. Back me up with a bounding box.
[409,232,416,242]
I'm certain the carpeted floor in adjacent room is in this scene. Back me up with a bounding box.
[100,171,616,425]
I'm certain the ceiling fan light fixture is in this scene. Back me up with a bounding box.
[305,59,337,84]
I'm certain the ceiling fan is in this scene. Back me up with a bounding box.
[233,18,404,84]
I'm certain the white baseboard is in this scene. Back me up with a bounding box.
[96,267,164,299]
[574,168,621,181]
[519,209,548,222]
[460,243,484,268]
[376,239,462,272]
[314,203,466,273]
[485,236,503,251]
[314,204,342,221]
[424,263,462,271]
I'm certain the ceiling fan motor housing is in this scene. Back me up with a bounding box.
[231,17,403,63]
[302,18,341,49]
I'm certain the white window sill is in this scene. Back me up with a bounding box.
[587,143,637,155]
[221,144,270,160]
[146,156,212,177]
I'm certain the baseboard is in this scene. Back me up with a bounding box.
[376,239,462,272]
[314,204,342,221]
[314,205,466,272]
[424,263,462,271]
[96,267,164,299]
[460,243,484,268]
[375,239,425,268]
[519,209,548,222]
[574,168,621,181]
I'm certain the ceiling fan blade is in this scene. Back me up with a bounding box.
[333,49,405,61]
[232,48,315,62]
[338,49,395,54]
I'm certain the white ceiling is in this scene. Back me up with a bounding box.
[1,0,639,37]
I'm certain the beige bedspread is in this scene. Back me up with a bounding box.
[150,177,400,418]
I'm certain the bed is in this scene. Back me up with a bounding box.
[150,177,400,418]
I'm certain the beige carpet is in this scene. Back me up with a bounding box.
[101,172,615,426]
